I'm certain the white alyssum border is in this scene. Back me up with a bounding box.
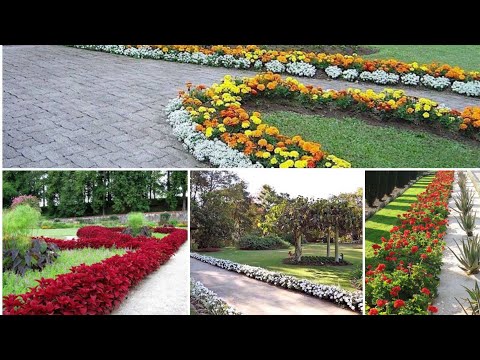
[190,278,242,315]
[191,253,363,312]
[165,98,262,168]
[72,46,478,97]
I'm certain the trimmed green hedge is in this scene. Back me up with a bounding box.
[238,234,290,250]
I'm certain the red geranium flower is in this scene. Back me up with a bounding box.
[394,299,405,309]
[411,246,419,253]
[427,305,438,313]
[368,308,379,315]
[376,299,387,307]
[421,288,431,296]
[376,263,386,272]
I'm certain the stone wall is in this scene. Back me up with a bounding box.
[56,211,188,224]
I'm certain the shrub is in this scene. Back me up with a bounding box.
[238,234,290,250]
[284,255,350,266]
[3,239,59,276]
[3,205,41,252]
[457,281,480,315]
[127,212,145,236]
[11,195,41,213]
[159,213,171,224]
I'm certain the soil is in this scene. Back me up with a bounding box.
[121,226,152,237]
[243,98,479,147]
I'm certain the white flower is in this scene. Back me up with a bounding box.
[451,80,480,97]
[191,278,242,315]
[421,74,450,90]
[265,60,286,73]
[401,73,420,86]
[325,66,342,79]
[359,70,399,85]
[342,69,359,82]
[285,62,316,77]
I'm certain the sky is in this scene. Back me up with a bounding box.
[232,169,364,199]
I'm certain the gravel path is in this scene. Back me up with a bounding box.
[112,242,189,315]
[435,173,480,315]
[3,45,480,168]
[190,258,357,315]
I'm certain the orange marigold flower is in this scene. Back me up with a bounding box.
[267,81,278,90]
[257,84,266,91]
[258,139,268,147]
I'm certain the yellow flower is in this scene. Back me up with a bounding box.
[250,116,262,125]
[242,121,250,128]
[270,158,278,165]
[203,113,211,120]
[245,130,252,136]
[325,162,332,168]
[274,147,282,154]
[280,160,294,168]
[262,152,271,159]
[198,107,207,112]
[294,160,307,168]
[423,112,430,118]
[216,100,224,106]
[312,94,318,100]
[205,127,213,138]
[218,125,226,133]
[424,104,431,111]
[289,151,299,158]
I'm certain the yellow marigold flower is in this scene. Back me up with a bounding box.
[245,130,252,136]
[242,121,250,129]
[280,160,294,168]
[294,160,307,168]
[424,104,431,111]
[251,116,262,125]
[218,125,226,133]
[262,152,271,159]
[203,113,211,120]
[190,110,199,116]
[216,100,224,106]
[325,162,332,168]
[198,107,207,112]
[312,94,318,100]
[289,151,299,158]
[423,112,430,118]
[274,147,282,154]
[205,127,213,138]
[270,157,278,165]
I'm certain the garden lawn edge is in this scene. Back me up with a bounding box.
[3,227,188,315]
[190,278,242,315]
[190,253,362,312]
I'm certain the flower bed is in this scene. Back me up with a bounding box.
[166,73,479,168]
[73,45,480,98]
[3,227,188,315]
[190,278,242,315]
[191,253,362,312]
[75,225,178,238]
[365,171,454,315]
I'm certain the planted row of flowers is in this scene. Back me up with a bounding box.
[191,253,362,312]
[365,171,454,315]
[2,226,188,315]
[190,278,242,315]
[166,73,479,168]
[73,45,480,97]
[75,225,178,238]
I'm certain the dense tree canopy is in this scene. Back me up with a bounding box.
[3,171,188,217]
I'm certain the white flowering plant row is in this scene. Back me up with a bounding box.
[191,278,242,315]
[191,253,363,313]
[165,98,261,168]
[73,45,479,98]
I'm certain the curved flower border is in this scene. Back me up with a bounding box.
[190,278,242,315]
[365,171,454,315]
[3,226,188,315]
[73,45,480,98]
[191,253,362,313]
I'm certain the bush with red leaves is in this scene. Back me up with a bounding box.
[3,228,188,315]
[76,226,177,238]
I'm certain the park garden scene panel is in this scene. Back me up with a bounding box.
[2,170,189,315]
[190,169,364,315]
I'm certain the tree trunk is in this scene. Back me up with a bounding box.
[326,228,331,257]
[335,225,339,262]
[294,233,302,262]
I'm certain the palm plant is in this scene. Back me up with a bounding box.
[448,235,480,275]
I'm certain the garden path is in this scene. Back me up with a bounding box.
[4,45,480,168]
[190,258,357,315]
[112,242,189,315]
[434,173,480,315]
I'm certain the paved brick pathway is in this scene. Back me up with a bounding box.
[190,258,357,315]
[4,45,480,168]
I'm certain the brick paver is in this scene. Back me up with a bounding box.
[4,45,480,168]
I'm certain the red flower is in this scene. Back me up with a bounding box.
[372,244,381,250]
[376,263,386,272]
[427,305,438,313]
[411,246,419,253]
[390,286,401,297]
[368,308,379,315]
[376,299,387,307]
[421,288,431,296]
[394,299,405,309]
[426,246,432,253]
[421,254,428,260]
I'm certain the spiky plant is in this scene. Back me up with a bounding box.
[452,188,475,216]
[455,281,480,315]
[448,235,480,275]
[456,211,477,237]
[457,172,467,192]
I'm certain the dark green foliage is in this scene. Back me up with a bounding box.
[160,213,172,224]
[3,239,59,276]
[238,234,290,250]
[283,255,351,266]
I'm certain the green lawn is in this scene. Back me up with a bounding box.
[3,247,126,296]
[263,112,480,168]
[364,45,480,72]
[32,228,79,238]
[205,243,362,291]
[365,175,434,264]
